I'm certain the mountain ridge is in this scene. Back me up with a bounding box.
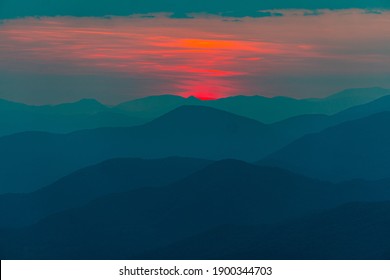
[2,160,390,259]
[0,105,282,194]
[0,87,388,137]
[264,111,390,181]
[0,157,212,227]
[139,201,390,260]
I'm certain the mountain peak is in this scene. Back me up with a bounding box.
[186,96,201,100]
[117,94,186,106]
[76,98,103,105]
[57,98,105,107]
[146,105,267,129]
[50,98,108,114]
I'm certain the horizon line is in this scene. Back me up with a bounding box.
[0,86,388,107]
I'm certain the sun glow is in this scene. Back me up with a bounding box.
[1,10,388,102]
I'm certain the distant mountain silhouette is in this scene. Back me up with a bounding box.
[0,98,145,137]
[115,94,202,119]
[336,94,390,121]
[0,98,31,112]
[272,94,390,142]
[139,105,277,144]
[40,99,108,115]
[264,112,390,181]
[115,87,390,124]
[207,87,390,123]
[141,201,390,260]
[4,91,390,193]
[1,160,390,259]
[0,98,108,115]
[0,106,283,194]
[271,114,333,143]
[0,157,212,227]
[323,87,389,103]
[1,87,387,137]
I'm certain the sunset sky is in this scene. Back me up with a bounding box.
[0,1,389,104]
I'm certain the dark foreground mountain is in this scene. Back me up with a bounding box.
[141,201,390,260]
[1,160,390,259]
[0,106,283,194]
[264,112,390,181]
[0,157,212,227]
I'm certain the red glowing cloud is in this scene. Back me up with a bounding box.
[0,10,389,101]
[0,16,304,99]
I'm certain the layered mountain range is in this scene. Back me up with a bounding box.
[1,87,390,259]
[1,87,388,137]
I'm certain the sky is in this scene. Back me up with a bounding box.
[0,1,389,104]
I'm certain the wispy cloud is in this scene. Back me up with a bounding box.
[0,9,389,102]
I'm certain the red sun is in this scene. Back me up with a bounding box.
[180,82,231,100]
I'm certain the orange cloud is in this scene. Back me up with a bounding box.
[0,10,389,100]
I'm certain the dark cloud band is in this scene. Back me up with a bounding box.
[0,0,389,18]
